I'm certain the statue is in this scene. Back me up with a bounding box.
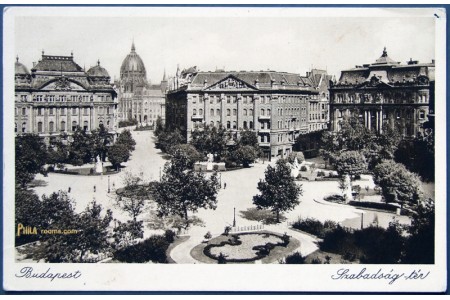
[206,153,214,171]
[95,155,103,174]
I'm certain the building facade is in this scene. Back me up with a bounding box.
[329,48,435,136]
[116,42,167,126]
[166,68,321,159]
[15,52,117,142]
[306,69,332,132]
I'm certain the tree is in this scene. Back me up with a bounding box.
[239,129,259,149]
[15,134,48,187]
[170,143,204,168]
[229,145,258,168]
[38,197,113,263]
[403,198,435,263]
[153,150,220,225]
[338,176,349,199]
[334,151,368,179]
[15,188,43,245]
[287,151,305,165]
[47,133,70,170]
[157,129,185,154]
[68,126,94,166]
[190,125,228,160]
[108,143,130,170]
[253,159,302,223]
[91,124,113,161]
[154,116,164,137]
[115,172,148,222]
[373,160,422,209]
[116,129,136,152]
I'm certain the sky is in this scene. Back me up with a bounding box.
[13,8,436,83]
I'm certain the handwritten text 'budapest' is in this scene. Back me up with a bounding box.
[15,267,82,281]
[331,268,429,285]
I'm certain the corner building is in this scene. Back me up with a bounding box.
[329,48,435,136]
[14,53,117,142]
[166,69,320,159]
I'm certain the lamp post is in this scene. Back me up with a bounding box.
[219,172,222,188]
[233,207,236,227]
[159,167,162,181]
[108,175,110,193]
[360,212,364,230]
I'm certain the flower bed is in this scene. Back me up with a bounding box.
[203,232,289,263]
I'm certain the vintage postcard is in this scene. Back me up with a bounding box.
[2,5,447,293]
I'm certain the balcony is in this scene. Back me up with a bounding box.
[258,115,271,120]
[259,142,271,147]
[259,129,271,133]
[191,115,204,120]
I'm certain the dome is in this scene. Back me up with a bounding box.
[15,56,29,75]
[87,60,110,78]
[120,42,147,80]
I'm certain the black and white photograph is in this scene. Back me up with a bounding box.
[3,5,447,293]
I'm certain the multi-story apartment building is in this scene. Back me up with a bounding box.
[329,48,435,136]
[15,52,117,142]
[166,68,320,159]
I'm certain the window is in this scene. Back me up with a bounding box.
[38,108,43,116]
[243,109,247,116]
[49,108,54,115]
[72,121,77,131]
[22,122,26,133]
[61,108,66,115]
[210,109,214,116]
[60,121,66,132]
[227,121,231,129]
[227,96,231,104]
[419,111,425,119]
[249,121,253,129]
[22,107,26,115]
[199,109,203,115]
[267,109,271,116]
[72,107,77,115]
[233,121,237,129]
[210,121,214,127]
[107,120,110,128]
[83,121,89,131]
[15,123,17,133]
[243,121,247,129]
[233,109,237,116]
[261,109,265,116]
[192,96,197,104]
[38,122,43,133]
[227,109,231,116]
[210,96,214,104]
[193,109,197,115]
[49,121,54,133]
[243,96,248,104]
[107,107,110,114]
[217,109,220,116]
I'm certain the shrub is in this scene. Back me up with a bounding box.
[292,218,336,239]
[324,194,346,203]
[300,166,307,172]
[284,252,305,264]
[204,231,212,240]
[113,235,170,263]
[164,229,176,243]
[317,170,325,177]
[118,119,138,128]
[319,226,356,256]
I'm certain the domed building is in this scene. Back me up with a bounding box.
[117,42,167,126]
[14,52,117,141]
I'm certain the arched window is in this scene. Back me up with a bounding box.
[233,109,237,116]
[267,122,271,129]
[249,121,253,129]
[38,122,43,133]
[243,109,247,116]
[267,109,271,116]
[199,109,203,115]
[72,121,77,131]
[243,121,247,129]
[261,109,265,116]
[210,109,214,116]
[233,121,237,129]
[83,121,89,131]
[60,121,66,132]
[193,109,197,115]
[227,109,231,116]
[227,121,231,129]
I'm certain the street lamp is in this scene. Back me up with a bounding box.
[108,175,110,193]
[360,211,365,230]
[219,172,222,188]
[233,207,236,227]
[159,167,162,181]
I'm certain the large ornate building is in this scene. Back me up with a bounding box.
[116,42,167,126]
[14,52,117,142]
[166,68,323,159]
[329,48,435,136]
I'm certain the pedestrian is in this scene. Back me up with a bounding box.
[224,182,227,189]
[94,185,96,192]
[68,187,71,193]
